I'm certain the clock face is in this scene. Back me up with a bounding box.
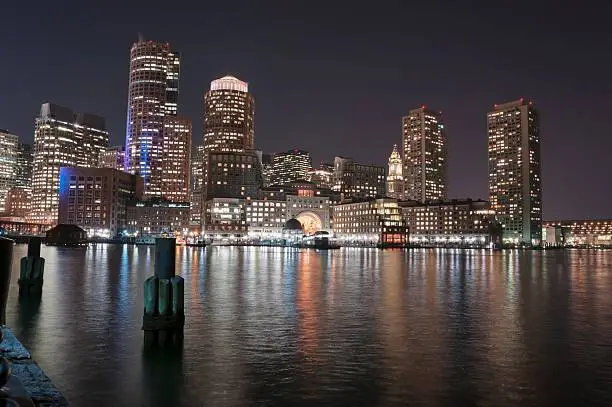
[296,212,322,235]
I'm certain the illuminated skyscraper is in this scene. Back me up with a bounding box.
[31,103,108,224]
[0,129,18,213]
[125,38,180,197]
[402,107,447,202]
[386,144,405,200]
[333,156,386,200]
[203,75,254,153]
[15,142,33,189]
[488,99,542,245]
[189,144,205,226]
[270,149,312,185]
[161,117,191,202]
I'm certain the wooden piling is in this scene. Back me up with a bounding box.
[18,237,45,298]
[142,238,185,347]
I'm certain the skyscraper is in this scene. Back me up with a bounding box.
[402,107,447,202]
[161,117,191,202]
[202,75,254,153]
[15,142,33,189]
[125,38,180,197]
[189,144,205,226]
[386,144,405,200]
[269,149,312,185]
[0,129,18,213]
[488,99,542,245]
[31,103,108,224]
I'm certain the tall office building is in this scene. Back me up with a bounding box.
[161,117,191,202]
[270,149,312,185]
[333,156,386,200]
[402,107,447,202]
[98,145,125,171]
[203,75,254,153]
[15,142,33,189]
[488,99,542,245]
[125,38,180,197]
[386,144,405,200]
[31,103,109,224]
[189,145,205,226]
[0,129,18,213]
[205,151,262,199]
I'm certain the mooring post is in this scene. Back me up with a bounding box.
[0,237,14,390]
[142,238,184,346]
[18,237,45,298]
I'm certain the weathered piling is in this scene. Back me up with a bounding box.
[18,237,45,298]
[142,238,184,346]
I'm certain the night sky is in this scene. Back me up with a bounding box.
[1,1,610,220]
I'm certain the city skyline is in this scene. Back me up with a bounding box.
[2,2,611,219]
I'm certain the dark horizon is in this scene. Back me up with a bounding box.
[1,1,611,220]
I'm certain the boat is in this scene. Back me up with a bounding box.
[313,231,340,250]
[135,235,157,245]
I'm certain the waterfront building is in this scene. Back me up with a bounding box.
[269,149,312,185]
[31,103,109,225]
[402,107,447,202]
[126,198,190,236]
[399,199,495,246]
[205,151,262,200]
[189,144,205,227]
[286,194,331,235]
[307,163,334,190]
[332,198,408,246]
[15,142,33,190]
[161,116,191,202]
[58,167,143,237]
[0,129,18,213]
[203,75,254,153]
[125,38,180,197]
[245,199,287,238]
[4,187,31,218]
[202,198,246,237]
[488,99,542,245]
[543,219,612,247]
[333,156,386,200]
[98,146,125,171]
[386,144,405,200]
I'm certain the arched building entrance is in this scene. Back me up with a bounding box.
[295,211,323,235]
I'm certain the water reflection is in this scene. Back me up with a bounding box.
[4,246,612,406]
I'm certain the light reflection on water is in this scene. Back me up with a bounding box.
[5,245,612,406]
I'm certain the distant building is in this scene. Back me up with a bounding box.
[189,145,205,227]
[399,199,495,246]
[205,151,262,200]
[125,38,180,197]
[5,187,30,217]
[245,199,287,238]
[307,162,334,190]
[98,146,125,171]
[488,99,542,245]
[0,129,18,213]
[161,116,191,202]
[333,156,386,200]
[402,107,447,202]
[270,149,312,185]
[260,153,273,187]
[15,142,33,190]
[386,144,405,200]
[31,103,109,225]
[58,167,143,236]
[126,198,190,236]
[332,198,408,246]
[543,220,612,247]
